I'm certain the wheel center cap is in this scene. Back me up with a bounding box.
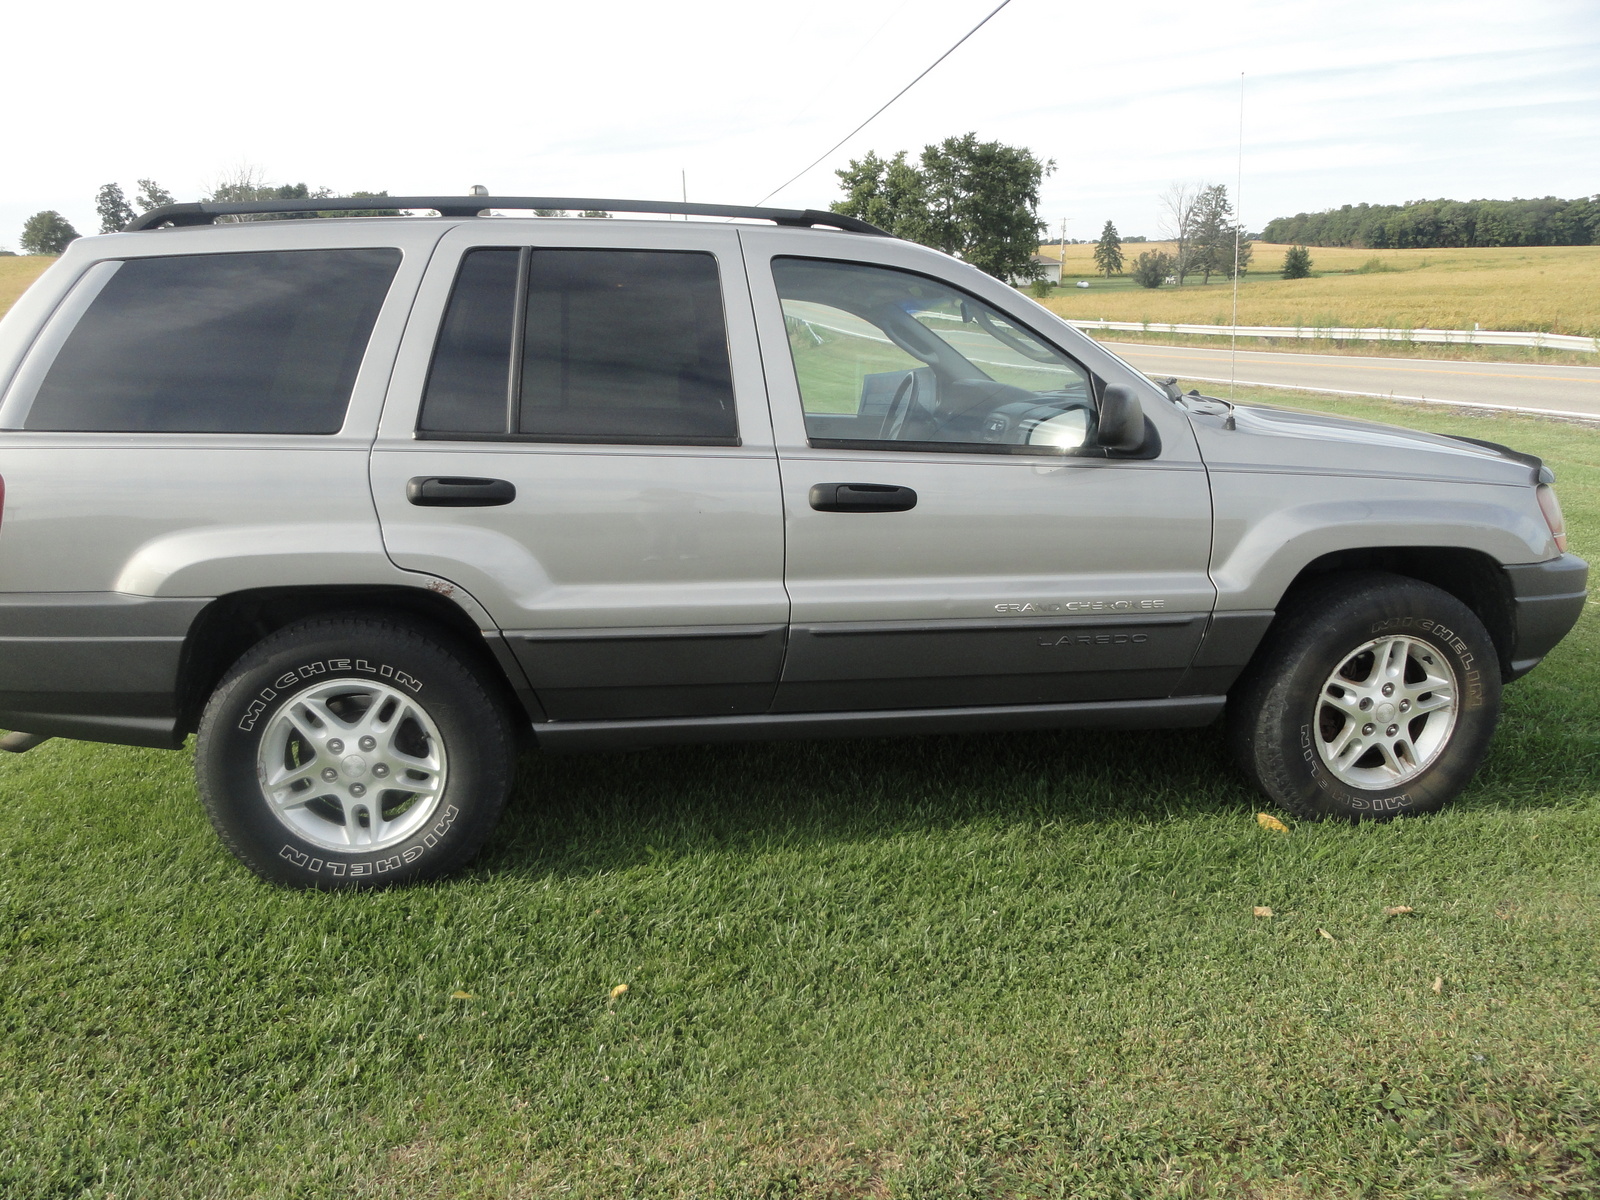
[1376,701,1397,722]
[342,754,368,777]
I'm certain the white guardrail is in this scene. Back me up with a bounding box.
[1065,320,1599,354]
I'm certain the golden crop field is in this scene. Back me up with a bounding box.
[0,256,55,321]
[1039,243,1600,336]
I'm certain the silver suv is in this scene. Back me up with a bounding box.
[0,195,1585,888]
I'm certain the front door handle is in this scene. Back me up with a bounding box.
[406,476,517,507]
[808,482,918,513]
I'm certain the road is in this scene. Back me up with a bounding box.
[1100,342,1600,420]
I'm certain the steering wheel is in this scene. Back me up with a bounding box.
[880,370,918,441]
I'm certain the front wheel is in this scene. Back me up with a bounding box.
[196,615,516,888]
[1228,574,1501,820]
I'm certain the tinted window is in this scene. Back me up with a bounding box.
[418,249,519,434]
[772,257,1094,453]
[418,248,738,444]
[26,249,400,433]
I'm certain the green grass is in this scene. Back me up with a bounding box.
[3,389,1599,1197]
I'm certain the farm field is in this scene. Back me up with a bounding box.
[1041,242,1600,337]
[2,389,1597,1197]
[0,255,53,319]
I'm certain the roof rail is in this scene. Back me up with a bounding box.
[124,196,890,235]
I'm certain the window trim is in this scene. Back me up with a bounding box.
[416,244,743,448]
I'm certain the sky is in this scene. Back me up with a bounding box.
[3,0,1597,249]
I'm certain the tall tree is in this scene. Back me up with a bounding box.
[96,183,135,233]
[1093,220,1124,277]
[833,134,1053,282]
[21,211,80,255]
[134,179,174,212]
[919,133,1054,282]
[1189,185,1252,283]
[1158,181,1203,283]
[831,150,930,242]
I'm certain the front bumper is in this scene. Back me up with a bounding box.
[1503,553,1588,681]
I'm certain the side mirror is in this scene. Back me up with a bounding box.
[1097,384,1147,452]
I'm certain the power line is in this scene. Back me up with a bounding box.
[756,0,1017,206]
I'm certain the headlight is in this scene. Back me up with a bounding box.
[1537,484,1567,553]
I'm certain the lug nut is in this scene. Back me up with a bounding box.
[1359,698,1374,711]
[328,738,344,754]
[372,763,389,777]
[1362,723,1376,736]
[359,736,376,751]
[321,767,338,782]
[1381,684,1395,697]
[350,782,366,797]
[1386,724,1399,737]
[1399,700,1411,712]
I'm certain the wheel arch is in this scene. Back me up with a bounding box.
[1256,546,1515,680]
[173,584,541,738]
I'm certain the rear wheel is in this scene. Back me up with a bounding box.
[196,615,516,888]
[1228,574,1501,820]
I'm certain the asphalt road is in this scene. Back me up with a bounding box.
[1101,342,1600,420]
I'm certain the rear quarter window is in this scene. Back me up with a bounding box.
[21,248,400,434]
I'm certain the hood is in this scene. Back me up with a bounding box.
[1179,396,1544,487]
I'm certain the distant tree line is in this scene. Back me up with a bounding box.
[1261,196,1600,248]
[17,172,398,256]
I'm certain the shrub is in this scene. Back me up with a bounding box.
[1282,245,1313,279]
[1132,250,1173,288]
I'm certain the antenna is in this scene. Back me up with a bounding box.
[1230,72,1244,400]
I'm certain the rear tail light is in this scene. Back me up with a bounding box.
[1537,484,1567,553]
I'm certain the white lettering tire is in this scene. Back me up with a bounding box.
[196,615,516,888]
[1228,574,1502,821]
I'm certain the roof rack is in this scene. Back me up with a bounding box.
[124,196,890,235]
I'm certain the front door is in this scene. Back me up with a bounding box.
[740,230,1216,713]
[371,223,787,721]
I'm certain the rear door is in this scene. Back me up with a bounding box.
[370,221,787,721]
[741,229,1216,713]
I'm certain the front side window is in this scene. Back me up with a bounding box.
[24,249,400,433]
[772,257,1095,453]
[420,248,738,445]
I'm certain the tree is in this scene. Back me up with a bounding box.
[1158,181,1203,283]
[832,133,1053,282]
[1188,184,1252,283]
[831,150,929,242]
[96,183,135,233]
[1093,220,1123,277]
[1281,245,1313,279]
[135,179,174,212]
[919,133,1054,282]
[533,208,569,217]
[20,211,80,255]
[578,210,612,218]
[1131,250,1173,288]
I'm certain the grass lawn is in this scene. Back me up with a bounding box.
[1040,243,1600,338]
[2,388,1598,1196]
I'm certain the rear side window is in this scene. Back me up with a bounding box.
[23,249,400,434]
[419,248,738,445]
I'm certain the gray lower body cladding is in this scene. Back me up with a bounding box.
[1503,554,1588,680]
[0,558,1583,751]
[0,593,208,747]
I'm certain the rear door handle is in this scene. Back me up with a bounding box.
[406,476,517,507]
[808,482,918,513]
